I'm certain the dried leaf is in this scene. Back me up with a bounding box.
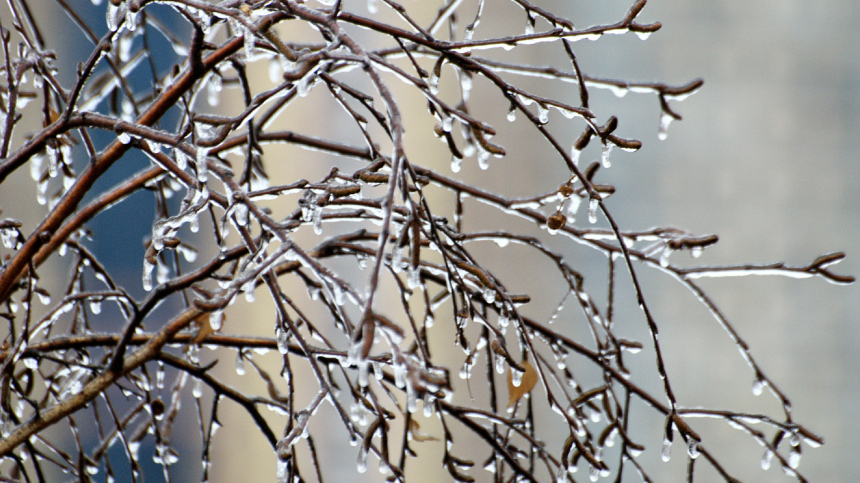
[191,312,216,344]
[507,360,538,408]
[409,418,438,442]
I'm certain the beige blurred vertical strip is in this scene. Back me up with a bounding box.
[208,2,453,481]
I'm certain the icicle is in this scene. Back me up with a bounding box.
[658,112,673,140]
[393,361,406,388]
[357,361,370,387]
[406,379,418,413]
[407,267,421,289]
[195,148,209,183]
[494,354,505,374]
[506,105,517,122]
[477,147,490,170]
[142,259,154,291]
[536,103,549,124]
[588,197,599,224]
[156,362,165,388]
[391,245,403,273]
[510,367,524,387]
[243,26,257,61]
[601,143,613,168]
[571,147,581,166]
[125,7,139,32]
[312,205,323,234]
[269,57,281,83]
[277,328,289,354]
[428,72,439,95]
[106,2,122,31]
[207,74,221,107]
[356,444,368,473]
[234,202,249,227]
[661,437,672,462]
[761,449,773,470]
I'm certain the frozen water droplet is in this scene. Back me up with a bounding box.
[524,21,535,36]
[393,361,406,389]
[243,281,255,302]
[358,361,370,387]
[511,367,523,387]
[659,246,671,267]
[661,437,672,462]
[234,203,249,227]
[788,447,800,469]
[277,328,289,354]
[106,3,121,31]
[752,378,765,396]
[761,449,773,470]
[192,379,203,398]
[175,149,188,170]
[635,30,652,41]
[441,117,453,132]
[428,72,439,95]
[687,440,699,459]
[601,143,613,168]
[243,27,257,61]
[118,132,131,144]
[477,148,490,170]
[312,205,323,234]
[537,103,549,124]
[207,75,221,106]
[210,310,223,331]
[407,267,421,289]
[89,299,102,314]
[451,156,462,173]
[658,112,674,140]
[269,57,281,83]
[391,245,403,273]
[588,197,599,224]
[196,148,209,183]
[356,445,368,473]
[29,154,43,181]
[142,259,154,291]
[156,362,165,389]
[571,147,581,166]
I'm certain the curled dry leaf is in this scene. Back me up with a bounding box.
[408,418,438,442]
[507,360,538,409]
[190,312,217,344]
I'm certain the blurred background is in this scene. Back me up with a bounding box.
[2,0,857,481]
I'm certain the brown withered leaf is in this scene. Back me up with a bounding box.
[190,312,217,344]
[507,360,538,409]
[408,419,438,442]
